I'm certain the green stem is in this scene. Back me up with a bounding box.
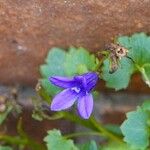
[0,118,47,150]
[40,110,64,120]
[95,50,109,72]
[0,133,46,150]
[0,135,27,145]
[89,117,123,143]
[136,65,150,87]
[60,112,123,144]
[17,118,46,150]
[65,131,102,139]
[60,112,97,131]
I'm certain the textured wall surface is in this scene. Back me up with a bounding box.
[0,0,150,91]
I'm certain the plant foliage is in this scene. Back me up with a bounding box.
[102,33,150,90]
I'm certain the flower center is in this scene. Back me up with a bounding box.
[71,87,81,93]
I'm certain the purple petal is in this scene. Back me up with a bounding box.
[74,72,98,92]
[83,72,98,92]
[74,76,86,89]
[50,89,79,111]
[49,76,76,88]
[77,93,93,119]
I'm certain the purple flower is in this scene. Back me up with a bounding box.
[49,72,98,119]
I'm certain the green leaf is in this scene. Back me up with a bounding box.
[64,47,98,75]
[102,32,150,90]
[44,129,79,150]
[0,146,13,150]
[105,124,122,136]
[78,140,98,150]
[0,106,12,125]
[118,33,150,65]
[120,108,149,149]
[40,79,61,96]
[39,48,66,96]
[39,47,99,97]
[102,57,134,90]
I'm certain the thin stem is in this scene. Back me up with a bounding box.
[40,111,64,120]
[60,112,97,131]
[0,118,47,150]
[17,118,47,150]
[0,135,27,145]
[89,117,123,143]
[65,131,102,139]
[0,120,46,150]
[95,50,109,72]
[61,112,123,144]
[136,65,150,87]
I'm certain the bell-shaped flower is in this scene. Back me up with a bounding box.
[49,72,98,119]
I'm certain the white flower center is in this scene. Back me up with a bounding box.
[71,87,81,93]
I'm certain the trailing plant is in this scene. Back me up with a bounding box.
[0,32,150,150]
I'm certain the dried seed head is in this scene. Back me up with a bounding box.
[106,43,128,58]
[115,46,128,59]
[109,54,119,74]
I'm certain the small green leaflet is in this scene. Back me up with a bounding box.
[39,47,99,96]
[102,32,150,90]
[120,108,149,149]
[44,129,78,150]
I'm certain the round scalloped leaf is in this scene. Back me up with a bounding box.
[39,47,99,96]
[64,47,98,76]
[44,129,78,150]
[102,32,150,90]
[102,57,134,90]
[39,48,66,96]
[118,33,150,65]
[121,109,149,149]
